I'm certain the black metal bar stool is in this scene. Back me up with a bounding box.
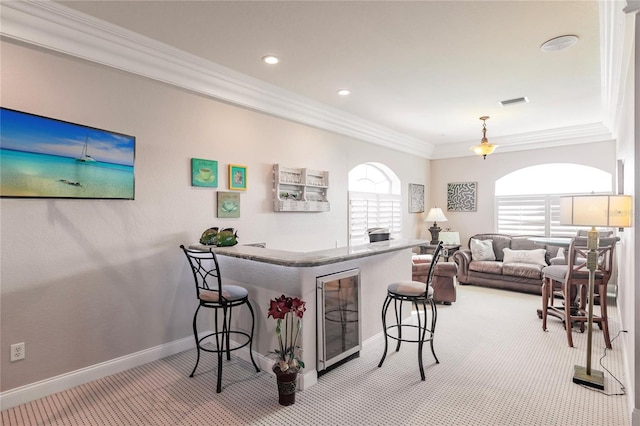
[378,242,443,380]
[180,245,260,392]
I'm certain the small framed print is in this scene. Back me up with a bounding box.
[217,191,240,218]
[408,183,425,213]
[229,164,247,190]
[191,158,218,187]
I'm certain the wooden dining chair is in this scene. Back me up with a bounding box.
[541,237,617,349]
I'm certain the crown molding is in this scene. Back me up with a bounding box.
[431,123,613,159]
[1,1,432,158]
[0,1,621,160]
[599,0,624,134]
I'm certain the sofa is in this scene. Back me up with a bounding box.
[452,233,563,295]
[412,255,458,304]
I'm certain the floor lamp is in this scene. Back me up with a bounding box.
[559,194,632,389]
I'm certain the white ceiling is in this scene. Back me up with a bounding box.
[41,2,616,157]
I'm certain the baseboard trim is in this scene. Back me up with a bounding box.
[1,330,372,410]
[0,333,203,410]
[0,332,285,410]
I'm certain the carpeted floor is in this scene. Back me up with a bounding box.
[1,285,630,425]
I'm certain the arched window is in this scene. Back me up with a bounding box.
[348,162,402,246]
[495,163,613,236]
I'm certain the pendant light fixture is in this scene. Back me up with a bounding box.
[470,116,498,159]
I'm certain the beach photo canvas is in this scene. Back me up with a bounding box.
[0,108,135,199]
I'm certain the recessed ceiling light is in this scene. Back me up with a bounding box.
[540,35,579,52]
[262,55,279,65]
[337,89,351,96]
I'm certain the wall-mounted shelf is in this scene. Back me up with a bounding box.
[273,164,330,212]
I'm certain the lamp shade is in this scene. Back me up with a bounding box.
[425,207,448,223]
[470,143,498,157]
[559,195,632,228]
[469,116,498,159]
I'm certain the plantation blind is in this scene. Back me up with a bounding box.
[496,195,548,236]
[349,191,402,246]
[496,195,583,237]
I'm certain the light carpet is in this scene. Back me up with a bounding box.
[1,285,630,425]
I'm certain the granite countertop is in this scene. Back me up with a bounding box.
[189,239,427,267]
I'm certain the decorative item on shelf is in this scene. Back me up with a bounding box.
[559,194,632,390]
[425,207,448,244]
[199,227,239,246]
[267,294,306,406]
[470,116,498,159]
[279,191,299,200]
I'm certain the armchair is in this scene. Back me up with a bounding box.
[412,255,458,304]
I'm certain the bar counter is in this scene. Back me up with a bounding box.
[190,238,425,267]
[189,239,426,389]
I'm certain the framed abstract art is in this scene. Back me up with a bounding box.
[408,183,425,213]
[447,182,477,212]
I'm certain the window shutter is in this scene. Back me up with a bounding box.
[497,195,547,236]
[548,195,584,237]
[349,197,370,246]
[497,195,587,237]
[349,192,401,246]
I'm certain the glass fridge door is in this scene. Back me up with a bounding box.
[317,268,361,372]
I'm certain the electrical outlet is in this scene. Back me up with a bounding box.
[10,342,25,362]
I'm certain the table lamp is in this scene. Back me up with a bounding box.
[559,194,632,390]
[425,207,448,244]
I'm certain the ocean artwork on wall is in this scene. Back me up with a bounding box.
[0,108,135,199]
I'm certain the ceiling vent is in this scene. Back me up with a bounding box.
[541,35,579,52]
[500,97,529,107]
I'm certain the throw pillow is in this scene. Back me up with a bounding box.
[502,248,547,267]
[470,238,496,261]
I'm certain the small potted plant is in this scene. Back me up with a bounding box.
[267,294,306,405]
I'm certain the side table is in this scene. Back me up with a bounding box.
[419,244,461,262]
